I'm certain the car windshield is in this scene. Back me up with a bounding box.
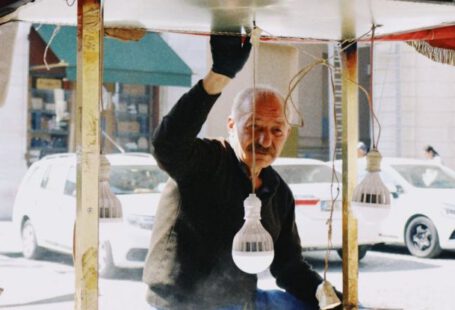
[392,165,455,189]
[109,165,169,194]
[273,164,339,184]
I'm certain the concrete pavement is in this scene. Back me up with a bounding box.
[0,220,21,253]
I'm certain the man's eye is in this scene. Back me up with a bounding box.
[273,128,283,136]
[247,124,260,131]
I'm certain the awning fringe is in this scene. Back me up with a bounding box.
[407,41,455,66]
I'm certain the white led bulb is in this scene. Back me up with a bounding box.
[232,194,274,274]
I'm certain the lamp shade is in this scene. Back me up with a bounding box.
[352,149,391,224]
[316,280,342,310]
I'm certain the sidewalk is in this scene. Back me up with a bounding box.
[0,220,21,253]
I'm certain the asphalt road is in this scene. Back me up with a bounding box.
[1,221,454,310]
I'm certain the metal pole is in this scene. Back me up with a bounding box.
[75,0,102,309]
[341,0,359,309]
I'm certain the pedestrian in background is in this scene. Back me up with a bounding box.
[357,141,368,158]
[424,145,443,164]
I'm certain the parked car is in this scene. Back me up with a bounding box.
[12,152,168,277]
[273,157,380,260]
[334,157,455,258]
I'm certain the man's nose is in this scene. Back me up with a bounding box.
[258,130,272,147]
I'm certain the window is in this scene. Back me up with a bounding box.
[273,164,339,184]
[40,166,51,189]
[42,163,70,193]
[26,165,47,189]
[392,165,455,189]
[63,164,169,196]
[64,166,76,196]
[109,165,169,195]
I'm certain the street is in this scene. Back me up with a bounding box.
[1,221,455,310]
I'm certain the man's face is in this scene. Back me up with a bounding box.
[228,93,290,172]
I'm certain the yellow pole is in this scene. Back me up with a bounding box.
[74,0,102,309]
[341,0,359,309]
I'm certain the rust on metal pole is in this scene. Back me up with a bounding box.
[75,0,102,309]
[341,0,359,309]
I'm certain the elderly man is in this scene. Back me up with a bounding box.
[143,31,342,310]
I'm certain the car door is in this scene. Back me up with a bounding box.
[38,161,72,250]
[14,163,49,241]
[59,165,77,251]
[377,169,410,241]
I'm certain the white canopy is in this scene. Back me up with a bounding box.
[14,0,455,41]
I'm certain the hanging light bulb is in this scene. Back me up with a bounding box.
[316,280,342,310]
[232,194,274,274]
[351,148,391,224]
[99,155,122,219]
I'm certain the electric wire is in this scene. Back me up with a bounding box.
[277,23,386,284]
[43,25,61,71]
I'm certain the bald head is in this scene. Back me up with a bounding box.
[230,86,288,122]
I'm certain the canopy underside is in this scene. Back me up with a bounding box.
[14,0,455,41]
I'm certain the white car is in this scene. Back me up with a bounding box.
[12,152,168,277]
[273,157,380,260]
[335,157,455,258]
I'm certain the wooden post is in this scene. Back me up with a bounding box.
[74,0,102,309]
[341,0,359,309]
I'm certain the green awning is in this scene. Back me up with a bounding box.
[35,25,192,87]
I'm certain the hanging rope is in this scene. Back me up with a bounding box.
[250,22,262,193]
[369,24,381,150]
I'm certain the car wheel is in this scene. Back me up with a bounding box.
[336,245,370,261]
[405,216,442,258]
[21,219,43,259]
[99,241,117,278]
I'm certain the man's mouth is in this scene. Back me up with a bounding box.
[248,145,272,156]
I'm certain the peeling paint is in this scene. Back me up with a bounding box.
[82,247,98,290]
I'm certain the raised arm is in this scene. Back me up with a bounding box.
[151,30,251,179]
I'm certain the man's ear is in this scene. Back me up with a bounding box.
[227,116,235,133]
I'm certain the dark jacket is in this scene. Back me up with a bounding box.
[143,81,323,309]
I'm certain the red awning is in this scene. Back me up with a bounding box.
[376,25,455,48]
[376,25,455,66]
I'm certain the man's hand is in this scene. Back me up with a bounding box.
[210,29,252,79]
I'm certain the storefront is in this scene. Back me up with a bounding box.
[27,24,191,165]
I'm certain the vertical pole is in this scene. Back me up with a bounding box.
[341,0,359,309]
[75,0,102,309]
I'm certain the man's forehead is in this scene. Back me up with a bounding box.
[240,109,288,126]
[242,94,283,111]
